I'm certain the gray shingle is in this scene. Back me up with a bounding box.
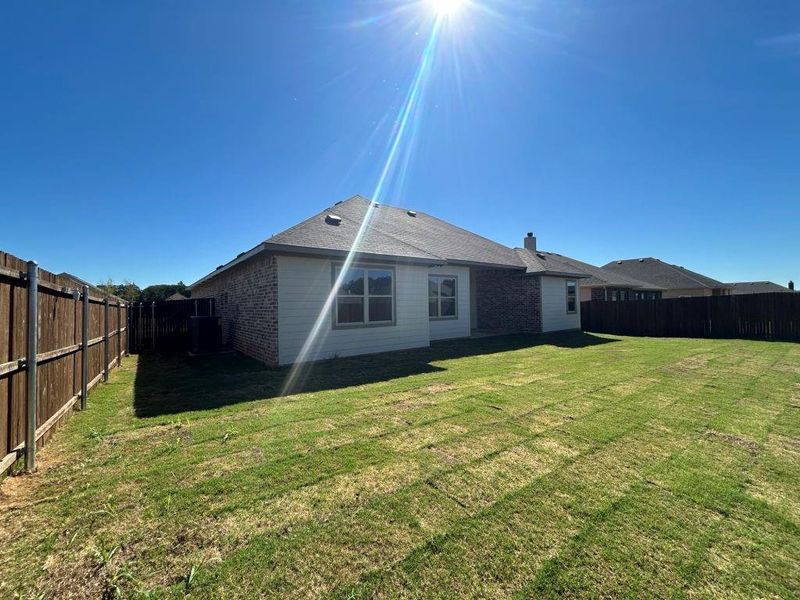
[515,250,662,288]
[726,281,794,295]
[265,195,525,268]
[602,257,729,291]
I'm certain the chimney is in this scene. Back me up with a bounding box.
[524,232,537,252]
[790,280,795,291]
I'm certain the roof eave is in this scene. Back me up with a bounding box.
[190,243,267,288]
[527,271,591,279]
[261,242,444,266]
[446,259,526,271]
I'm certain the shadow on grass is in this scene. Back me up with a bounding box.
[133,331,616,418]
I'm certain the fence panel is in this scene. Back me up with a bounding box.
[581,293,800,342]
[129,298,214,353]
[0,250,128,474]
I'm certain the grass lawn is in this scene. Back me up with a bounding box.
[1,332,799,599]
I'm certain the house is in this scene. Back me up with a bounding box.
[191,195,587,367]
[165,292,190,301]
[602,257,731,299]
[726,281,795,295]
[513,244,663,302]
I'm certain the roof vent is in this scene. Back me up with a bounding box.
[325,214,342,226]
[616,260,622,264]
[638,258,644,262]
[536,252,546,259]
[334,200,343,206]
[407,210,417,217]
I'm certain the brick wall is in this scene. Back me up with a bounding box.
[474,269,542,334]
[193,253,279,366]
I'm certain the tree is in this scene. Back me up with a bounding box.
[95,278,142,302]
[139,281,191,303]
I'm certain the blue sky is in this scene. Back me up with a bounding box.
[2,0,798,287]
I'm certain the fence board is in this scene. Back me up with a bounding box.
[0,250,129,473]
[581,293,800,342]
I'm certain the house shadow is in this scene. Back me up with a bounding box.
[132,331,616,418]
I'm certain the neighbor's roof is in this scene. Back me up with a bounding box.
[166,292,189,301]
[263,195,526,269]
[602,257,729,291]
[725,281,794,295]
[515,249,662,288]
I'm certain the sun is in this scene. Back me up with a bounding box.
[429,0,465,17]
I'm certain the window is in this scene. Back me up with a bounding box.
[634,291,661,300]
[333,265,394,326]
[429,275,457,319]
[566,280,577,313]
[609,288,628,301]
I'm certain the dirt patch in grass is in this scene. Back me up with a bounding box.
[218,458,427,544]
[705,429,761,454]
[420,382,457,394]
[383,421,470,452]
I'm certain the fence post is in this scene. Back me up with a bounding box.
[151,301,156,351]
[138,302,143,351]
[25,260,39,472]
[103,298,109,382]
[194,299,198,316]
[117,300,122,361]
[81,285,89,410]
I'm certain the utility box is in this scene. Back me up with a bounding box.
[189,316,221,355]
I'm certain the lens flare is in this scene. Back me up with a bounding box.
[279,14,446,396]
[430,0,465,17]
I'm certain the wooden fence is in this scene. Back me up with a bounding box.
[0,251,128,474]
[581,292,800,342]
[128,298,214,352]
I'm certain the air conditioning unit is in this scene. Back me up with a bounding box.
[189,316,221,355]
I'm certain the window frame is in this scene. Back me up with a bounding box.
[566,279,577,314]
[331,263,396,329]
[428,274,458,321]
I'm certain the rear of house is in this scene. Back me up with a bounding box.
[192,196,586,366]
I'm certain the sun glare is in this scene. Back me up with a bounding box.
[429,0,464,17]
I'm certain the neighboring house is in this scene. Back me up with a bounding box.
[602,258,731,299]
[513,242,663,302]
[191,195,587,367]
[726,281,795,295]
[165,292,189,301]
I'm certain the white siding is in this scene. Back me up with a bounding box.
[428,265,471,341]
[277,255,430,365]
[541,276,581,332]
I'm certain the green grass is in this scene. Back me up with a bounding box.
[1,332,798,599]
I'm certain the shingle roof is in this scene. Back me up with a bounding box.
[515,250,662,288]
[263,195,526,268]
[514,250,591,279]
[602,258,729,291]
[725,281,794,295]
